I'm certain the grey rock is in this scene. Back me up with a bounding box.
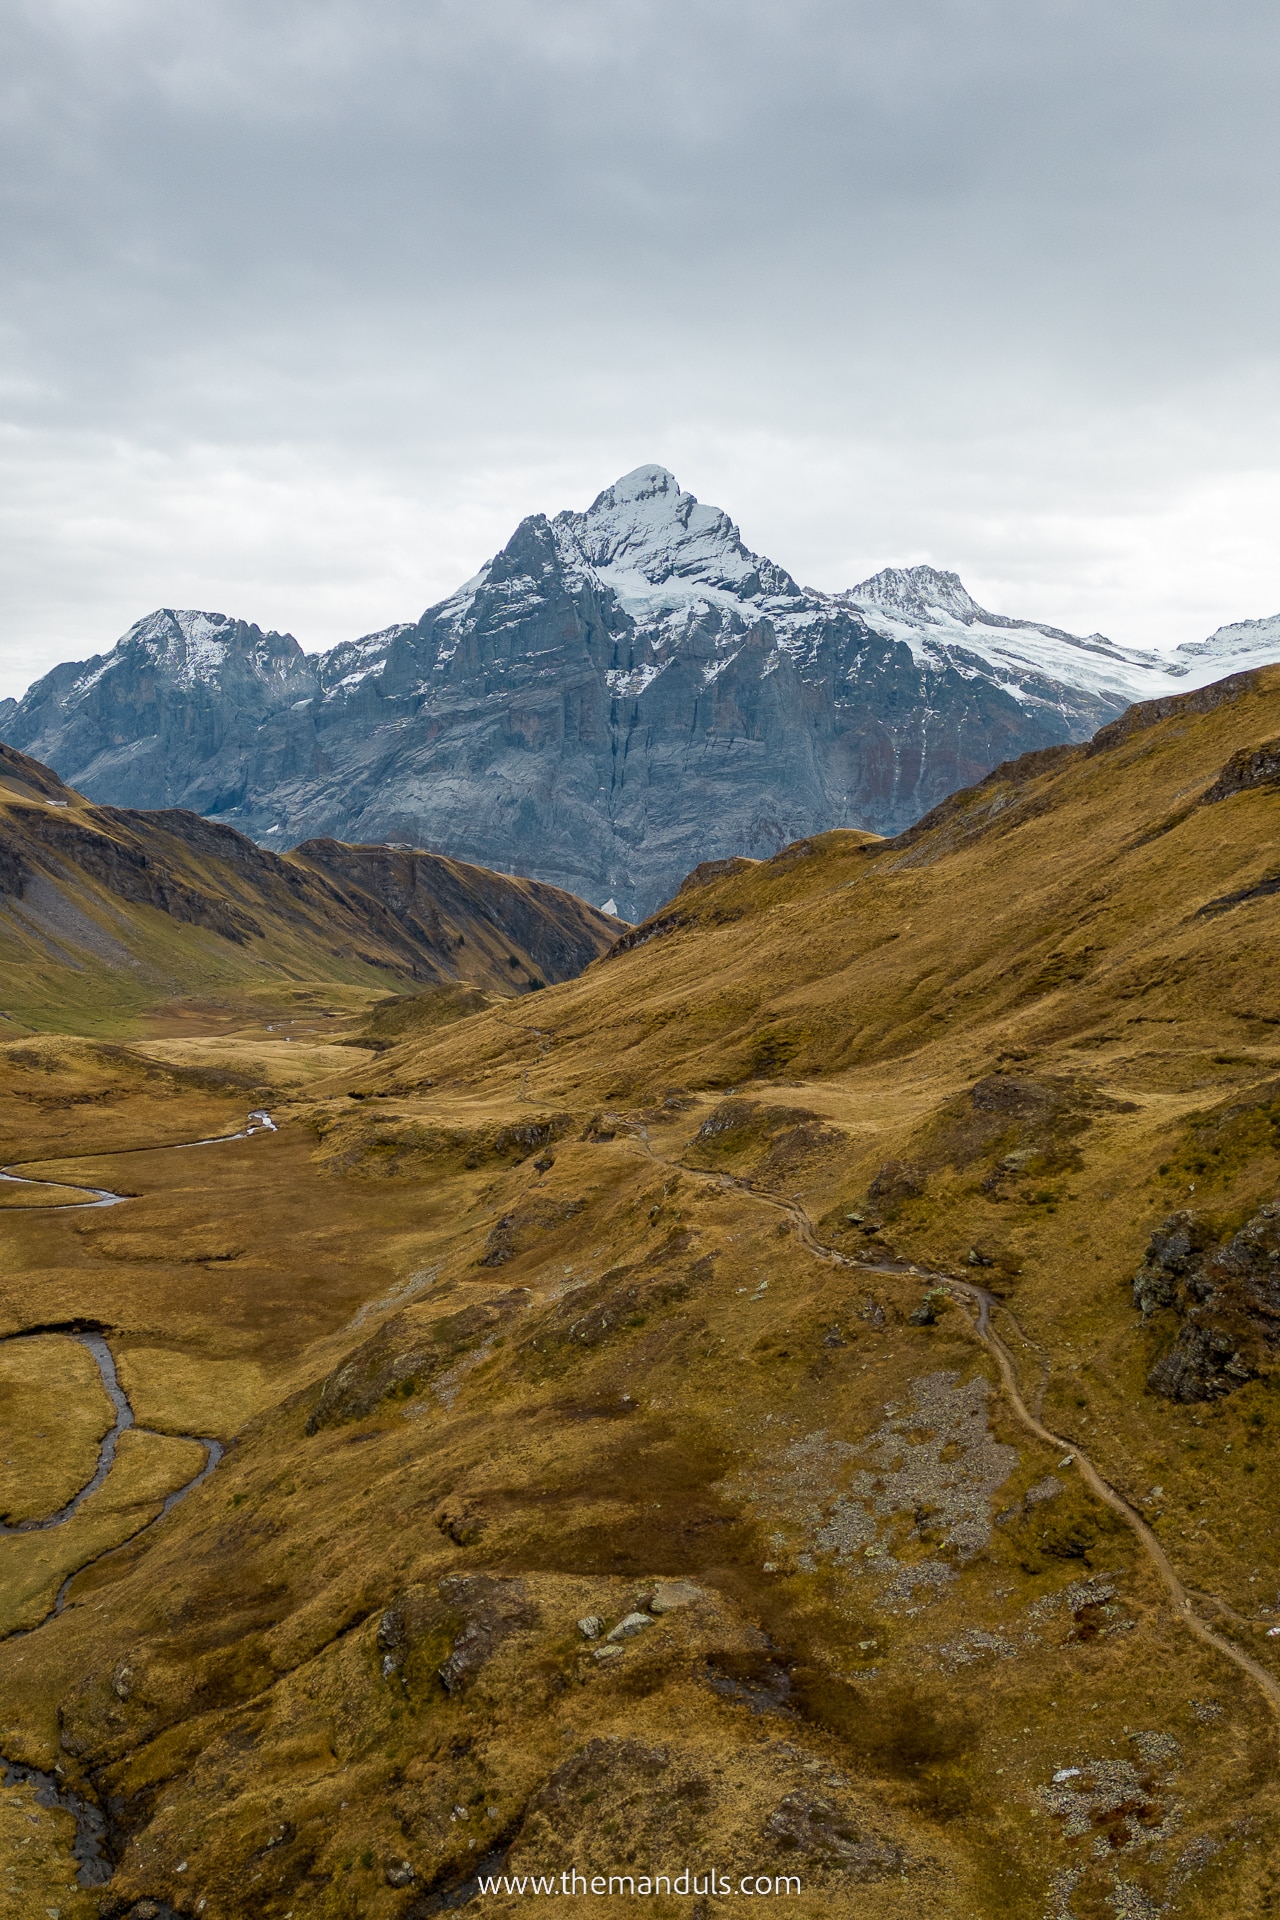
[576,1614,603,1639]
[647,1578,704,1613]
[384,1859,415,1887]
[605,1610,654,1641]
[868,1160,927,1208]
[437,1575,538,1694]
[2,467,1196,923]
[763,1793,903,1878]
[1135,1201,1280,1400]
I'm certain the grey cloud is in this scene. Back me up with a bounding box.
[1,0,1279,692]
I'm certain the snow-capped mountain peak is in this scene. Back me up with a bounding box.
[1172,611,1280,674]
[125,610,241,685]
[7,460,1280,925]
[848,565,986,625]
[63,609,238,699]
[556,464,800,609]
[62,608,311,706]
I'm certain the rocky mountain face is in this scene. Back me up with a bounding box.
[6,468,1280,921]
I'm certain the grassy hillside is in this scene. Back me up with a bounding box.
[3,669,1280,1919]
[0,744,622,1035]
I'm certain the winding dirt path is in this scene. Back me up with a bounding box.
[627,1132,1280,1735]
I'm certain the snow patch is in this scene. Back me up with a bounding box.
[605,662,663,699]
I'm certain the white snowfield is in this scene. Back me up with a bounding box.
[47,465,1280,720]
[839,563,1280,710]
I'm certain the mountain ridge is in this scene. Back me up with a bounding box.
[0,741,621,1033]
[5,464,1280,920]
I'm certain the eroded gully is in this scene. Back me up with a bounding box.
[624,1131,1280,1739]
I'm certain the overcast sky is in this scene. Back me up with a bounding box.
[1,0,1279,696]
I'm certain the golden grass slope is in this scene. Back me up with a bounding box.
[379,666,1280,1107]
[2,669,1280,1919]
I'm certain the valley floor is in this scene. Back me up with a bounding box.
[6,669,1280,1919]
[2,1006,1280,1920]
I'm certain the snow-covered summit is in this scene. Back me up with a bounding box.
[554,464,800,616]
[835,563,1164,714]
[849,565,987,626]
[68,608,308,698]
[73,609,239,694]
[1171,611,1280,678]
[7,461,1280,925]
[841,560,1280,711]
[415,471,1280,726]
[136,608,238,673]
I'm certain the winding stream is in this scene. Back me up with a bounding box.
[0,1110,276,1888]
[1,1330,137,1536]
[0,1110,276,1587]
[0,1107,276,1210]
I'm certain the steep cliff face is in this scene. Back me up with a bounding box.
[8,468,1280,920]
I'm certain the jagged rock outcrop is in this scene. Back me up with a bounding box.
[1200,735,1280,804]
[7,468,1280,920]
[1135,1203,1280,1399]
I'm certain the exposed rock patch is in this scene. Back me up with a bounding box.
[685,1100,846,1185]
[1037,1733,1181,1855]
[867,1160,928,1210]
[1200,735,1280,805]
[763,1792,902,1879]
[754,1372,1018,1606]
[479,1195,588,1267]
[306,1291,530,1431]
[310,1108,574,1179]
[877,1072,1136,1210]
[376,1574,537,1695]
[517,1233,706,1365]
[1135,1201,1280,1400]
[1195,868,1280,918]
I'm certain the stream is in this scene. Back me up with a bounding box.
[0,1106,276,1210]
[0,1108,275,1571]
[0,1752,112,1888]
[0,1111,278,1885]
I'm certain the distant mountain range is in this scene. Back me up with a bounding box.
[4,464,1279,920]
